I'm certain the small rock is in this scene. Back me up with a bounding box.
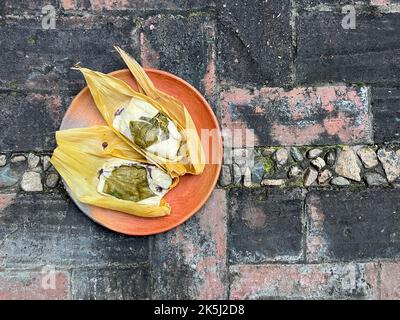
[335,147,361,181]
[10,155,26,163]
[311,157,326,171]
[0,154,6,167]
[288,165,302,178]
[274,148,289,166]
[45,172,59,188]
[219,165,232,187]
[233,148,250,167]
[307,148,323,159]
[243,167,252,187]
[303,167,318,187]
[364,172,388,187]
[251,162,265,184]
[325,150,336,166]
[261,179,285,186]
[261,148,274,157]
[331,176,350,186]
[21,171,43,192]
[357,147,378,169]
[31,166,42,173]
[290,147,304,162]
[0,166,19,188]
[377,148,400,182]
[42,155,52,171]
[27,153,40,169]
[318,169,332,184]
[233,163,242,185]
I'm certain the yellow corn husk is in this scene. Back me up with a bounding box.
[115,46,205,176]
[73,62,205,177]
[51,126,177,218]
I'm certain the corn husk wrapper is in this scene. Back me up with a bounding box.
[74,63,205,178]
[51,126,177,218]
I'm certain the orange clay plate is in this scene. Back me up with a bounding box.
[60,69,222,236]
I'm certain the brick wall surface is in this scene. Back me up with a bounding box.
[0,0,400,300]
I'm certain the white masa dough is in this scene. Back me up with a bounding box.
[112,98,182,161]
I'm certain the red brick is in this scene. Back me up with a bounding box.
[151,189,227,299]
[0,0,59,14]
[0,194,16,210]
[370,0,391,5]
[230,263,379,300]
[0,270,70,300]
[221,85,372,147]
[380,263,400,300]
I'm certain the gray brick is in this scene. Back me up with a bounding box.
[228,188,304,264]
[140,14,215,98]
[0,16,139,91]
[0,92,70,151]
[0,192,149,268]
[372,87,400,143]
[0,0,59,15]
[217,0,292,87]
[296,0,368,7]
[306,190,400,262]
[150,190,227,299]
[296,11,400,85]
[61,0,215,10]
[72,266,150,300]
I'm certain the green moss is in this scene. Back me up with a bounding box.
[286,178,304,188]
[9,81,18,90]
[27,37,36,45]
[262,157,275,176]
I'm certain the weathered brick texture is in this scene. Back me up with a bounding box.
[228,188,304,264]
[306,190,400,262]
[0,270,69,300]
[230,263,379,300]
[217,0,292,87]
[61,0,215,11]
[380,263,400,300]
[372,87,400,143]
[0,92,70,151]
[71,266,150,300]
[0,193,149,268]
[140,14,217,109]
[296,11,400,85]
[221,85,372,146]
[150,190,227,299]
[1,0,400,301]
[0,1,59,15]
[0,16,139,92]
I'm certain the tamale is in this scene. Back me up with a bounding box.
[73,62,205,177]
[51,126,177,217]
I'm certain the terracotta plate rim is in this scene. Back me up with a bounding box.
[60,68,222,236]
